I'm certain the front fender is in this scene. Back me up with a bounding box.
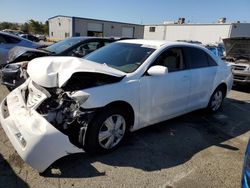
[81,80,140,130]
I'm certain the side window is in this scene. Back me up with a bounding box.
[86,41,99,51]
[184,47,209,68]
[70,41,100,57]
[0,34,7,44]
[207,54,218,66]
[153,48,185,72]
[4,35,21,44]
[104,41,112,46]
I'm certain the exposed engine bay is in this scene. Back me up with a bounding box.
[27,81,95,149]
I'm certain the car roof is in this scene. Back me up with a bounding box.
[68,36,114,41]
[116,39,167,48]
[116,39,205,49]
[0,31,22,38]
[0,31,35,42]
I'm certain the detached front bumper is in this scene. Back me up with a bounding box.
[0,82,83,172]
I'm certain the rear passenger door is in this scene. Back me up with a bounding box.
[183,47,218,109]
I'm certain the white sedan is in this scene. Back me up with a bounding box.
[0,40,233,172]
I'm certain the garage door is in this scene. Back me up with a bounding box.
[122,27,134,38]
[87,23,103,32]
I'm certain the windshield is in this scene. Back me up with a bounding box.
[45,38,83,54]
[84,43,155,73]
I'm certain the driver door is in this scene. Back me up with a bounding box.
[139,47,191,127]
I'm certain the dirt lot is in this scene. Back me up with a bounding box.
[0,84,249,188]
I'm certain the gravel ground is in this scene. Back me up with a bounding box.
[0,84,249,188]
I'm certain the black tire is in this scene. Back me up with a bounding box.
[207,87,225,113]
[84,107,128,154]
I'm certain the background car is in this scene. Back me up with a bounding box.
[205,44,225,57]
[35,34,46,41]
[0,40,233,172]
[1,37,115,90]
[223,37,250,85]
[0,31,41,67]
[19,34,40,42]
[242,139,250,188]
[176,40,202,45]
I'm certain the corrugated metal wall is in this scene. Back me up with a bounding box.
[49,16,144,40]
[144,23,250,44]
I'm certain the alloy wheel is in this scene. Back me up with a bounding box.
[98,114,126,149]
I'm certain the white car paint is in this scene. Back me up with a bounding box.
[0,40,233,172]
[0,80,82,172]
[27,56,126,88]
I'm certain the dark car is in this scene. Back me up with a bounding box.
[242,139,250,188]
[0,31,41,67]
[1,37,115,90]
[223,38,250,85]
[19,34,40,42]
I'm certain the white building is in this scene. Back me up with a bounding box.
[48,15,144,40]
[144,23,250,44]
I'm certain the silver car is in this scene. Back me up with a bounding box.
[0,31,41,66]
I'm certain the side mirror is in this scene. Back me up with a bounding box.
[147,65,168,76]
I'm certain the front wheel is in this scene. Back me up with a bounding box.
[207,87,225,113]
[84,107,128,154]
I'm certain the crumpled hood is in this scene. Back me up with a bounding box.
[8,46,50,63]
[27,56,126,88]
[223,38,250,59]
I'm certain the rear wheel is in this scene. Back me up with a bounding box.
[84,107,128,153]
[207,87,225,113]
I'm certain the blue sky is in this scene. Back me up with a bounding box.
[0,0,249,24]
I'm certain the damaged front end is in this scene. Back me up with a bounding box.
[34,83,96,149]
[0,79,96,172]
[0,57,125,172]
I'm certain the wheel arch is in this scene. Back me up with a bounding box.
[206,82,227,108]
[102,100,135,129]
[215,82,227,97]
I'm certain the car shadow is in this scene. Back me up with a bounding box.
[40,97,250,178]
[0,153,29,188]
[232,84,250,93]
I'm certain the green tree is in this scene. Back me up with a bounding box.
[0,22,19,30]
[20,22,29,33]
[28,19,44,34]
[43,20,49,35]
[1,20,48,35]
